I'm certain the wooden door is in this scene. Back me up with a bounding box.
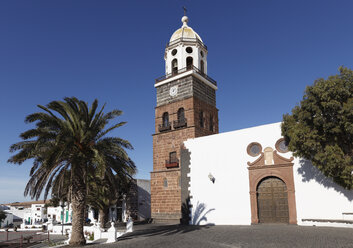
[257,177,289,223]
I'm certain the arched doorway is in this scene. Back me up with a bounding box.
[257,177,289,223]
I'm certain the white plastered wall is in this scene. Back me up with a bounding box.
[184,122,353,226]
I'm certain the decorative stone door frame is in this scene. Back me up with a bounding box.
[247,142,297,224]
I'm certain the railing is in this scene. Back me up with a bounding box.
[173,118,187,129]
[166,37,207,50]
[0,230,50,248]
[158,122,171,132]
[155,65,217,86]
[165,158,179,168]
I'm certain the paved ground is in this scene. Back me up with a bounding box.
[69,223,353,248]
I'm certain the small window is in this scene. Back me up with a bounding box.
[199,111,204,128]
[172,59,178,74]
[171,49,177,56]
[177,108,185,121]
[163,178,168,188]
[169,151,177,163]
[186,47,193,53]
[247,142,262,157]
[162,112,169,127]
[186,57,193,69]
[275,138,289,153]
[200,60,205,74]
[209,115,213,131]
[200,50,204,57]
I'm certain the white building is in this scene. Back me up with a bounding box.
[47,205,72,224]
[1,201,41,226]
[2,205,30,222]
[23,203,46,224]
[181,122,353,226]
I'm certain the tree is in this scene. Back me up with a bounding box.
[87,166,135,228]
[282,67,353,189]
[87,176,117,228]
[8,97,135,246]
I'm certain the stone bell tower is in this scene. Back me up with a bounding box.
[151,14,219,223]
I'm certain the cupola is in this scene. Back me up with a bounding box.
[164,15,208,76]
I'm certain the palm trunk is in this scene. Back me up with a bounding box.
[99,207,109,229]
[69,168,86,246]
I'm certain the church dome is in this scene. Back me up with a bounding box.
[169,16,203,43]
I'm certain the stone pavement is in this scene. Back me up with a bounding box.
[70,223,353,248]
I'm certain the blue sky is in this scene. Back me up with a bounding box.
[1,0,353,203]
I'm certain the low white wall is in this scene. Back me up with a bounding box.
[184,122,353,226]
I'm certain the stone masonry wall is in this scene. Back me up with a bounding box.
[156,75,216,107]
[193,77,216,107]
[193,97,219,136]
[156,76,193,107]
[152,74,219,223]
[151,170,182,221]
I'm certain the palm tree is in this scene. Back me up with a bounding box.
[8,97,135,246]
[87,176,117,228]
[87,168,135,228]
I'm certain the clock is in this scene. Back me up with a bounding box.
[169,86,178,97]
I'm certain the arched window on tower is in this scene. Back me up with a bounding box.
[177,108,185,122]
[163,112,169,126]
[186,57,193,70]
[209,114,214,132]
[200,60,205,74]
[199,111,204,128]
[174,108,187,129]
[172,59,178,75]
[159,112,171,132]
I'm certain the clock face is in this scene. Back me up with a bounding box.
[169,86,178,97]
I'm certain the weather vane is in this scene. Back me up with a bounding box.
[183,6,187,16]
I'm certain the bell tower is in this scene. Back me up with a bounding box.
[151,14,219,223]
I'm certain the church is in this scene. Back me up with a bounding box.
[151,14,353,227]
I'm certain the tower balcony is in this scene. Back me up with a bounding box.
[165,158,179,168]
[155,65,217,87]
[173,118,187,129]
[158,122,171,132]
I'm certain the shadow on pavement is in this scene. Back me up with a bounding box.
[117,224,213,241]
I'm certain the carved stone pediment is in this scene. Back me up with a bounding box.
[247,142,293,167]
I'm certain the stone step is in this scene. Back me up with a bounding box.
[342,213,353,220]
[152,218,180,224]
[302,218,353,228]
[302,218,353,224]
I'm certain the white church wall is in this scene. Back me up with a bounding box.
[293,157,353,224]
[184,122,353,226]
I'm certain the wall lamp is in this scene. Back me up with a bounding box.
[208,173,215,184]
